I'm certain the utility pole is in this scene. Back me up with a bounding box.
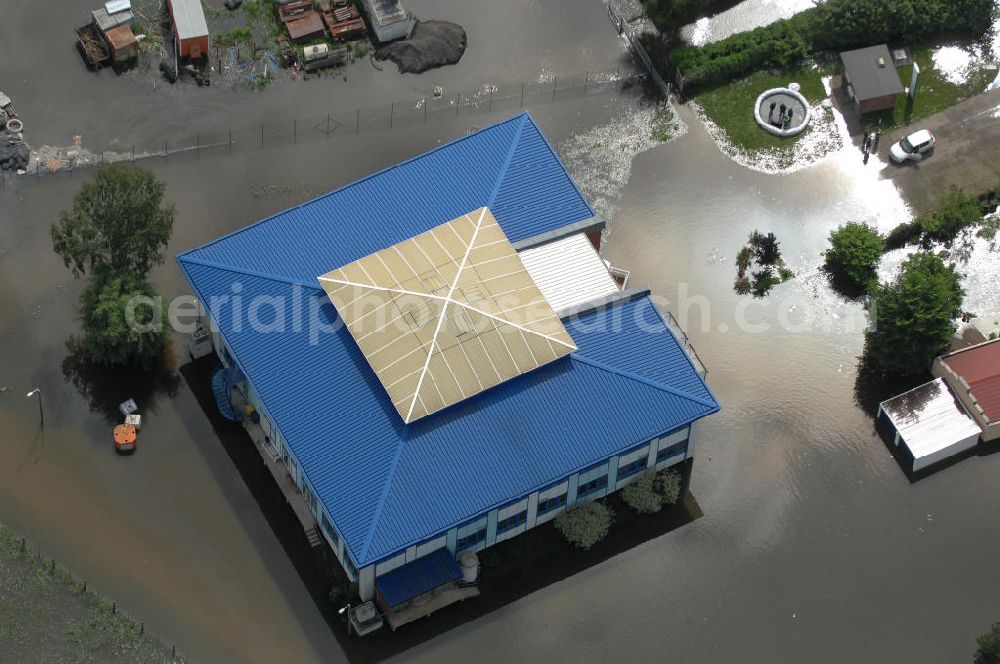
[26,388,43,431]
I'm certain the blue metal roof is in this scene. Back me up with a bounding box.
[178,113,719,566]
[376,548,463,609]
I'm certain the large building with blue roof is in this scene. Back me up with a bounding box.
[178,113,718,618]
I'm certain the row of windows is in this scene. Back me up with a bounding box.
[537,493,567,516]
[656,440,688,463]
[497,511,527,534]
[456,527,487,554]
[577,475,608,499]
[617,457,648,481]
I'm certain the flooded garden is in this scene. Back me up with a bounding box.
[1,0,999,662]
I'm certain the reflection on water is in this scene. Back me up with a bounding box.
[681,0,818,45]
[61,337,181,425]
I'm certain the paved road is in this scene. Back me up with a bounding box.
[880,87,1000,214]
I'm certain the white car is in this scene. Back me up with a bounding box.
[889,129,936,163]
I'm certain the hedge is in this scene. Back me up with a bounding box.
[668,0,995,93]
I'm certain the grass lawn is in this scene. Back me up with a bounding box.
[0,524,179,662]
[693,59,834,152]
[863,46,998,131]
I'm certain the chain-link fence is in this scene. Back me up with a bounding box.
[2,66,647,184]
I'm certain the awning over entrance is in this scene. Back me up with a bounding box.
[376,548,463,610]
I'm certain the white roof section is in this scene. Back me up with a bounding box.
[105,0,132,14]
[518,233,619,313]
[318,207,576,424]
[881,378,981,461]
[169,0,209,40]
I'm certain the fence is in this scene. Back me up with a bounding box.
[607,1,671,96]
[0,527,184,661]
[1,66,646,184]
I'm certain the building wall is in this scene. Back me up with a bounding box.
[214,324,696,603]
[166,0,209,59]
[357,422,695,601]
[857,94,897,114]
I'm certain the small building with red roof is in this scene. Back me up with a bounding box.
[933,338,1000,443]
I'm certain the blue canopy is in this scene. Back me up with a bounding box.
[376,548,463,609]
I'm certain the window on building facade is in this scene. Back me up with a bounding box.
[456,527,487,553]
[497,511,527,534]
[537,493,567,516]
[657,440,688,463]
[344,554,358,580]
[321,513,339,548]
[576,475,608,499]
[617,457,648,481]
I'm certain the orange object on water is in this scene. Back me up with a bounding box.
[114,423,137,454]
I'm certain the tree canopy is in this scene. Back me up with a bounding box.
[51,165,175,279]
[824,222,885,292]
[864,252,963,375]
[976,622,1000,664]
[79,270,168,367]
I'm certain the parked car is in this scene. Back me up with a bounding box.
[890,129,936,163]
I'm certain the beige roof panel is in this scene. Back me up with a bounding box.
[318,207,576,423]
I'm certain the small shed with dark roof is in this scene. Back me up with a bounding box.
[840,44,904,114]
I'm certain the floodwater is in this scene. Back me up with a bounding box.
[0,0,628,149]
[3,1,1000,663]
[681,0,817,46]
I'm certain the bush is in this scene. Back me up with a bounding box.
[554,502,612,550]
[916,186,984,242]
[884,221,922,251]
[825,222,885,291]
[622,475,663,514]
[975,622,1000,664]
[864,252,963,375]
[669,0,994,93]
[655,469,683,505]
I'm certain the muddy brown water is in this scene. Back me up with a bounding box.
[2,1,1000,662]
[0,0,628,150]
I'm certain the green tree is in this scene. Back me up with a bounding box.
[554,502,612,550]
[51,165,175,279]
[79,271,167,367]
[622,475,664,514]
[975,622,1000,664]
[824,222,885,291]
[864,252,963,375]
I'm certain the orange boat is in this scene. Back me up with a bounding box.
[113,423,137,454]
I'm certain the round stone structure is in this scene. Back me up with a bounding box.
[754,85,811,137]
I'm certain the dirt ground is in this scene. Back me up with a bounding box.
[879,87,1000,214]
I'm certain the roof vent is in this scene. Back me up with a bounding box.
[877,56,886,68]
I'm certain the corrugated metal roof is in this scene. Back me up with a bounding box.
[167,0,208,41]
[375,547,461,609]
[519,233,619,312]
[178,114,719,565]
[942,339,1000,421]
[880,378,981,459]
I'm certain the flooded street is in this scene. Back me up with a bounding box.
[2,0,1000,662]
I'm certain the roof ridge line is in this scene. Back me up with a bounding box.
[179,255,322,290]
[486,114,528,207]
[177,113,530,261]
[570,353,718,409]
